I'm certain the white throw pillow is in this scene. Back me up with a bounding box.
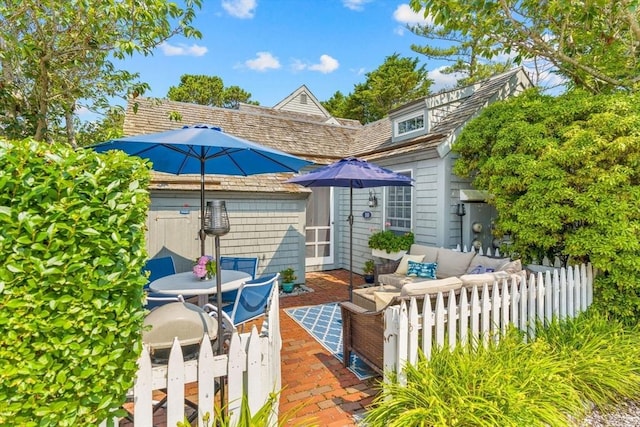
[395,254,426,275]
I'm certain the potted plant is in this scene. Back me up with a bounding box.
[368,230,415,260]
[280,267,297,293]
[363,259,375,284]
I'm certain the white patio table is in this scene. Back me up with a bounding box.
[149,270,251,306]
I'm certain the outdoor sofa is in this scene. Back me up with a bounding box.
[352,243,522,312]
[341,243,523,374]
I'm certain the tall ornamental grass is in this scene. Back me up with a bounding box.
[365,309,640,426]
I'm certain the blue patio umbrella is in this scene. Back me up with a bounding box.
[286,157,413,299]
[91,124,312,363]
[91,124,313,255]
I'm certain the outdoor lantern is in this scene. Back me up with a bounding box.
[368,189,378,208]
[204,200,230,236]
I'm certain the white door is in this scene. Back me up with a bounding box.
[304,187,334,267]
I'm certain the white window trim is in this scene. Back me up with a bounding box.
[384,169,413,233]
[394,111,425,138]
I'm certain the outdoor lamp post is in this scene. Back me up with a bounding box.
[204,200,230,236]
[203,200,230,405]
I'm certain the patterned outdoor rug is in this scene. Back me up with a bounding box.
[285,302,377,380]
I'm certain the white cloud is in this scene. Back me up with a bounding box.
[393,4,433,26]
[245,52,281,71]
[291,55,339,74]
[222,0,256,19]
[343,0,371,11]
[308,55,339,74]
[291,59,306,72]
[159,42,208,57]
[429,67,465,92]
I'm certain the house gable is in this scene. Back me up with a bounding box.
[272,85,339,125]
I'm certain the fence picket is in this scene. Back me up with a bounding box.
[470,286,480,351]
[383,306,398,382]
[448,289,457,351]
[166,339,186,425]
[422,296,434,361]
[384,263,594,382]
[480,284,491,347]
[197,334,215,426]
[408,298,419,366]
[459,290,469,347]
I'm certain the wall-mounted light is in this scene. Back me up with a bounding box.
[368,189,378,208]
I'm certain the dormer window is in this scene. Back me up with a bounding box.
[396,112,424,136]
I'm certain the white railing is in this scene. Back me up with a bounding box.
[383,263,594,384]
[100,286,281,426]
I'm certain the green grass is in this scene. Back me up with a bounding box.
[364,309,640,427]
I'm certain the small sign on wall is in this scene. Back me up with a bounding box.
[362,211,372,219]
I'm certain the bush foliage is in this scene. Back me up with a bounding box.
[0,139,151,425]
[453,89,640,323]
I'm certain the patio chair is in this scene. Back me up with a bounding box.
[142,256,186,310]
[205,273,278,332]
[217,256,259,303]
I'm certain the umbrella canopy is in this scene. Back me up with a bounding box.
[91,124,313,254]
[287,157,413,299]
[91,124,312,359]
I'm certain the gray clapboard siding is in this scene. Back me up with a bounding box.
[146,192,307,283]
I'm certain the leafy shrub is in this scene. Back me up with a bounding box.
[368,230,414,253]
[0,139,151,425]
[453,89,640,324]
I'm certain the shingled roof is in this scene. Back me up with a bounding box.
[124,68,532,192]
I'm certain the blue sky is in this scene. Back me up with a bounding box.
[112,0,462,109]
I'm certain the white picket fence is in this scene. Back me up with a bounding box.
[99,286,281,426]
[383,263,594,384]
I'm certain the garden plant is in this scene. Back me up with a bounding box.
[0,138,151,425]
[364,309,640,426]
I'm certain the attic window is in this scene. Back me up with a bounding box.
[396,113,424,136]
[300,93,307,104]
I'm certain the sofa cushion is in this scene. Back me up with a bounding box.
[352,285,398,312]
[407,261,438,279]
[373,291,401,311]
[466,254,511,274]
[499,259,522,274]
[435,248,476,279]
[459,271,512,288]
[400,276,463,297]
[379,273,421,288]
[395,254,426,275]
[408,244,439,263]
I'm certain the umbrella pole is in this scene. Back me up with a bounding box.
[349,185,353,301]
[214,234,226,406]
[200,161,206,256]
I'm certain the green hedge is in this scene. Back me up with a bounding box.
[0,139,151,425]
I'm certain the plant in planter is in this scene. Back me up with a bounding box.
[363,259,375,284]
[368,230,415,260]
[280,267,297,293]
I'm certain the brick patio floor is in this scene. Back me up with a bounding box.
[278,270,380,426]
